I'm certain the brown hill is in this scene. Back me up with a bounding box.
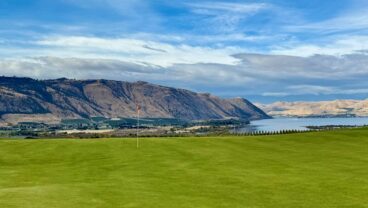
[256,100,368,117]
[0,77,269,124]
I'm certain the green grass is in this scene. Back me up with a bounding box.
[1,129,368,208]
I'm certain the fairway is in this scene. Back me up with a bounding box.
[1,129,368,208]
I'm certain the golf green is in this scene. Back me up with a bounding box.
[1,129,368,207]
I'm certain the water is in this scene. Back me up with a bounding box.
[236,117,368,133]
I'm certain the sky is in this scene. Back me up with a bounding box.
[0,0,368,103]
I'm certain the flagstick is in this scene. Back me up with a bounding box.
[136,110,139,148]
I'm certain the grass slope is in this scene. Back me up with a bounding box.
[1,129,368,208]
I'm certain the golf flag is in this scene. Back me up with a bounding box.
[136,104,141,113]
[136,103,141,148]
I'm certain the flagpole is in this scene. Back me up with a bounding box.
[136,105,140,148]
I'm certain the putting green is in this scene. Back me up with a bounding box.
[1,129,368,207]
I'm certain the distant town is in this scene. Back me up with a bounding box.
[0,117,252,138]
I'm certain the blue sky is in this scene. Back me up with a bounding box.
[0,0,368,103]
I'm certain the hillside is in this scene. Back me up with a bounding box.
[257,100,368,117]
[0,77,269,124]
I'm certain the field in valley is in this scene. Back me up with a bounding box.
[1,129,368,208]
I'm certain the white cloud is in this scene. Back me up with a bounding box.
[194,33,271,43]
[0,56,255,85]
[17,36,243,67]
[188,2,270,14]
[0,57,160,80]
[287,85,335,95]
[262,86,368,97]
[234,53,368,80]
[1,51,368,99]
[271,36,368,57]
[287,9,368,34]
[186,2,272,33]
[1,34,368,100]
